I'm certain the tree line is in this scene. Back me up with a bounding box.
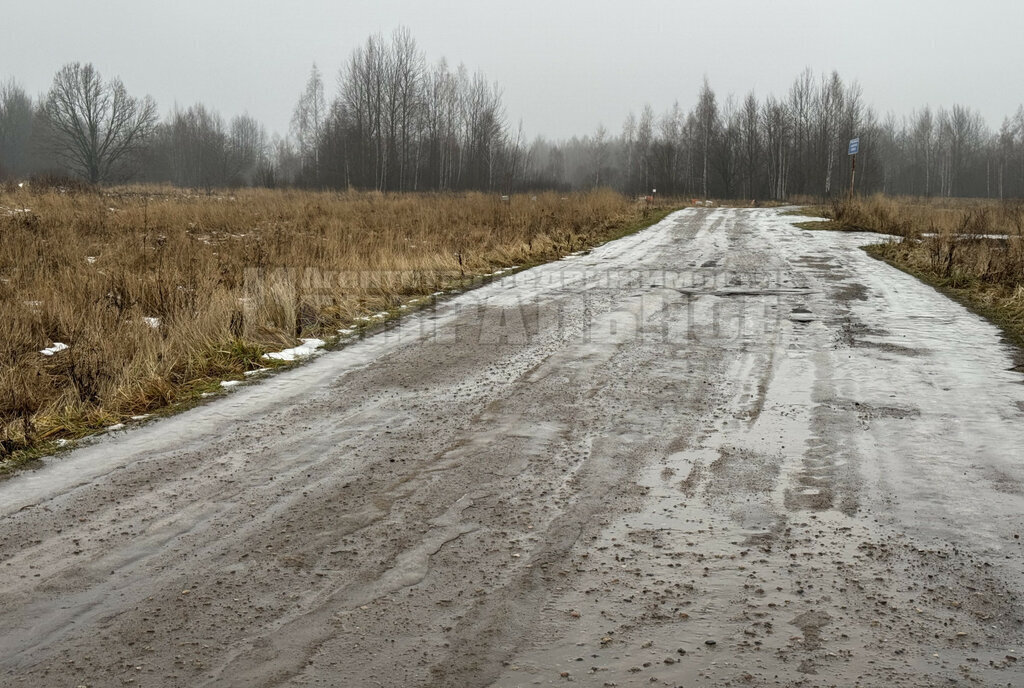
[554,72,1023,200]
[3,28,1024,199]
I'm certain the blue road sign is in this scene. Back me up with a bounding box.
[848,137,860,155]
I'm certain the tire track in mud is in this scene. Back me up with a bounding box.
[3,208,1024,687]
[489,210,1024,688]
[424,301,728,687]
[0,210,710,687]
[293,216,730,686]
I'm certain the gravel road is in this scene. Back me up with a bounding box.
[3,208,1024,687]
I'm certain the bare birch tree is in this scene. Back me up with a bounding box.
[291,64,326,181]
[696,78,719,199]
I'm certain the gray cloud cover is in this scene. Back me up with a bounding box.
[4,0,1023,139]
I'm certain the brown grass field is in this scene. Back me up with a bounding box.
[815,194,1024,351]
[0,186,675,467]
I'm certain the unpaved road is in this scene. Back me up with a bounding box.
[3,208,1024,687]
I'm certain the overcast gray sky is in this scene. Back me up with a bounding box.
[4,0,1023,140]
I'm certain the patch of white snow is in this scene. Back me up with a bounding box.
[40,343,69,356]
[262,338,326,362]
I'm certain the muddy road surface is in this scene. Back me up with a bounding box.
[3,208,1024,687]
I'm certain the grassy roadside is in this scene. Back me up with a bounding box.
[801,194,1024,353]
[0,187,680,472]
[784,205,851,232]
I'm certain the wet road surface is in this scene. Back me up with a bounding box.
[2,208,1024,687]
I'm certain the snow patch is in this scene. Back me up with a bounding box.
[220,380,242,388]
[143,317,160,328]
[40,342,69,356]
[921,233,1013,240]
[262,338,325,362]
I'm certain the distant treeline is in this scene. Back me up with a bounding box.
[2,27,1024,199]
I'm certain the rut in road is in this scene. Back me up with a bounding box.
[2,208,1024,687]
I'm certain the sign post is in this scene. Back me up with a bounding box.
[848,137,860,198]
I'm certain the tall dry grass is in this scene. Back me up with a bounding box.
[824,194,1024,346]
[0,186,671,461]
[824,194,1018,238]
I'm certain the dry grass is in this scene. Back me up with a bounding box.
[814,194,1006,236]
[0,186,674,465]
[820,195,1024,349]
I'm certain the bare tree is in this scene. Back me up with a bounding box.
[712,95,739,198]
[0,80,36,179]
[739,92,761,199]
[43,63,157,183]
[787,68,814,194]
[636,105,654,194]
[291,64,326,181]
[696,77,719,199]
[228,114,268,186]
[461,71,505,190]
[386,27,424,190]
[620,112,637,193]
[591,124,609,187]
[422,58,459,189]
[815,71,845,197]
[164,103,228,190]
[1015,107,1024,197]
[762,95,790,200]
[910,107,934,196]
[658,102,683,193]
[933,105,985,197]
[340,34,388,189]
